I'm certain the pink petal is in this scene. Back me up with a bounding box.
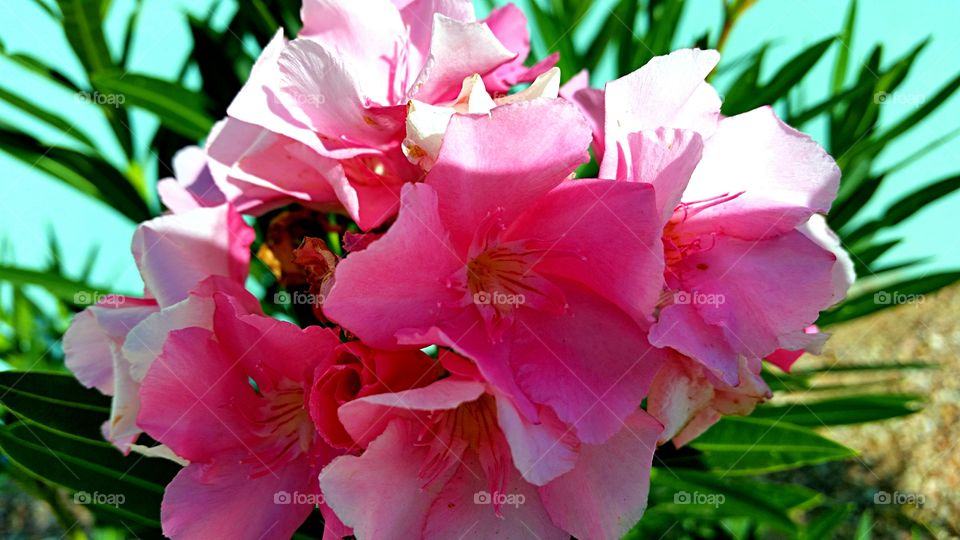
[132,205,253,308]
[205,117,344,216]
[649,302,740,384]
[510,281,668,444]
[681,107,841,239]
[600,48,720,172]
[646,353,715,443]
[539,409,662,540]
[338,378,486,447]
[560,70,605,159]
[320,419,454,540]
[505,178,664,326]
[668,231,839,373]
[322,183,464,349]
[408,14,515,103]
[63,298,158,394]
[494,394,579,486]
[157,146,226,213]
[161,458,317,540]
[299,0,406,104]
[137,327,259,462]
[425,99,592,250]
[278,39,402,146]
[212,293,341,391]
[601,128,704,223]
[423,450,567,539]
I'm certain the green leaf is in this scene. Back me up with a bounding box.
[0,422,177,527]
[723,37,834,116]
[91,72,214,140]
[0,127,151,222]
[0,43,81,92]
[752,394,922,426]
[0,264,106,303]
[851,238,900,276]
[831,0,857,92]
[855,510,875,540]
[820,271,960,325]
[803,504,854,539]
[644,468,815,533]
[0,86,95,148]
[843,171,960,246]
[55,0,114,75]
[0,371,110,441]
[847,56,960,163]
[688,416,857,475]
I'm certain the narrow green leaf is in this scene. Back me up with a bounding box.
[803,504,854,539]
[0,86,95,148]
[0,127,151,222]
[0,423,176,527]
[645,469,812,533]
[851,238,900,276]
[0,264,106,303]
[830,173,885,230]
[820,271,960,325]
[723,37,834,115]
[91,72,214,140]
[752,394,922,426]
[0,371,110,441]
[0,44,80,92]
[689,416,857,475]
[55,0,113,74]
[855,510,875,540]
[831,0,857,92]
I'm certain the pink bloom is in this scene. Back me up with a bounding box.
[323,100,668,444]
[581,49,850,385]
[137,294,347,540]
[63,203,254,449]
[309,341,441,449]
[156,146,227,212]
[320,353,662,540]
[210,0,552,230]
[647,351,771,447]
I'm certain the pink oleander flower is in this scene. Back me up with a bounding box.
[137,294,348,540]
[647,351,772,448]
[323,99,669,444]
[64,203,254,449]
[319,352,663,540]
[573,48,853,385]
[208,0,554,230]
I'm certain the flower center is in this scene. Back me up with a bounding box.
[243,380,315,478]
[462,241,566,339]
[417,395,512,516]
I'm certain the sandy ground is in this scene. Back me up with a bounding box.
[780,283,960,538]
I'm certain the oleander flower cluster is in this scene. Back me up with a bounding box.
[63,1,854,539]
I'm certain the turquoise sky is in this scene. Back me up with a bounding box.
[1,0,958,295]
